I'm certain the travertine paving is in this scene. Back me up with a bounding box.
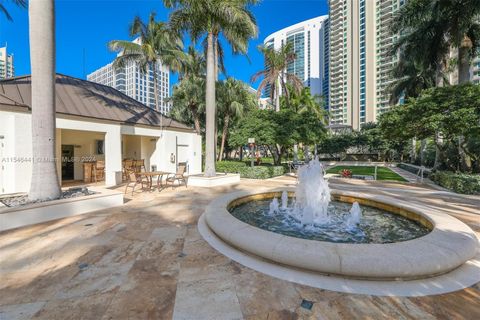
[0,177,479,320]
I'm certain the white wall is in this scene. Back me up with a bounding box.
[0,110,202,194]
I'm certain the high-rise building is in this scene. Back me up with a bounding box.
[87,39,170,114]
[263,16,329,99]
[326,0,406,130]
[0,46,14,79]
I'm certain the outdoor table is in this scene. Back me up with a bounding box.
[140,171,170,190]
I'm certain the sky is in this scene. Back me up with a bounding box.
[0,0,328,89]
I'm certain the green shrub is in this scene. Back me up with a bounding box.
[216,161,284,178]
[238,165,285,179]
[430,171,480,195]
[216,161,247,173]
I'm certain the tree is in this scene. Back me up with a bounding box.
[169,76,205,133]
[216,78,256,161]
[251,42,303,112]
[281,85,326,160]
[0,0,26,21]
[28,0,62,201]
[165,0,258,177]
[109,13,184,112]
[378,84,480,172]
[394,0,480,84]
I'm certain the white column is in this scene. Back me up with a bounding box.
[104,126,122,186]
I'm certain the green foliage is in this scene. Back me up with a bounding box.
[238,165,285,179]
[430,171,480,195]
[216,160,284,179]
[216,160,246,173]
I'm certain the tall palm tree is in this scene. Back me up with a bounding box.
[164,0,258,177]
[251,42,303,112]
[0,0,26,21]
[216,78,256,161]
[109,13,184,112]
[28,0,61,201]
[169,76,205,133]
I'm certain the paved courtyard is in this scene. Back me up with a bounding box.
[1,176,479,319]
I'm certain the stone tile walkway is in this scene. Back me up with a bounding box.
[0,177,479,319]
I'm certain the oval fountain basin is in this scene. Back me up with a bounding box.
[205,188,479,280]
[229,198,430,244]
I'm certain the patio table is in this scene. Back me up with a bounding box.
[140,171,170,190]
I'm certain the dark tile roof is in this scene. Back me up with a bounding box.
[0,74,193,131]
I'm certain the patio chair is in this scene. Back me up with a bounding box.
[166,162,188,189]
[134,159,146,173]
[123,159,134,180]
[124,170,149,195]
[93,160,105,182]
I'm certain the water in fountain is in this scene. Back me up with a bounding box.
[281,191,288,210]
[346,202,362,229]
[268,158,363,228]
[269,197,280,215]
[294,158,331,225]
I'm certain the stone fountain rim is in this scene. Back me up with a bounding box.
[204,187,479,280]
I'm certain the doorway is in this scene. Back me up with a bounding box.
[61,145,75,180]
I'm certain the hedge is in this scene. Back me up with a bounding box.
[216,161,247,173]
[430,171,480,195]
[216,161,285,179]
[239,165,285,179]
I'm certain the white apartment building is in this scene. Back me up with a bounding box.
[0,46,14,79]
[87,39,170,114]
[327,0,406,130]
[263,16,329,98]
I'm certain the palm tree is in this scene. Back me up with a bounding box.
[284,86,326,161]
[393,0,480,85]
[169,76,205,133]
[109,13,184,112]
[179,45,206,80]
[28,0,61,201]
[0,0,26,21]
[216,78,256,161]
[164,0,258,177]
[251,42,303,112]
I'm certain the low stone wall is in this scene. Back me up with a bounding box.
[204,188,479,280]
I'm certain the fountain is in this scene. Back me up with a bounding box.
[268,197,279,215]
[201,157,479,287]
[268,158,363,232]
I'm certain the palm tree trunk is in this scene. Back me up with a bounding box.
[204,32,216,177]
[28,0,61,201]
[457,35,473,171]
[192,111,201,134]
[458,35,473,84]
[218,114,230,162]
[274,78,281,112]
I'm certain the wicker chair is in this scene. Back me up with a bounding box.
[166,162,187,189]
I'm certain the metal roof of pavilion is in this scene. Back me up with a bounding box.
[0,74,194,131]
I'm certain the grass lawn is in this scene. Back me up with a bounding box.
[326,166,407,182]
